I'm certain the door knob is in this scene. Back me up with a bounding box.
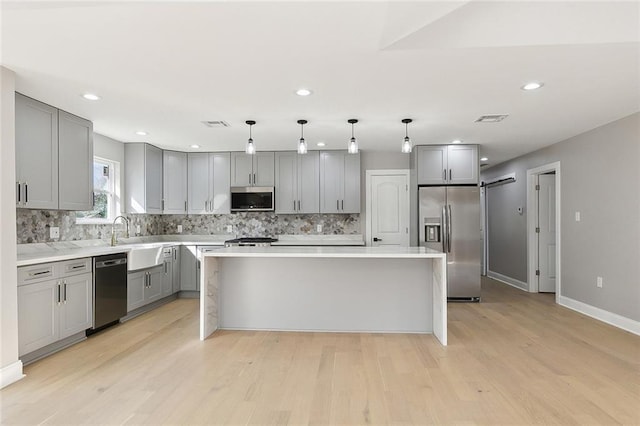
[373,237,382,242]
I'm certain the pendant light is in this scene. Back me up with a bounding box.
[245,120,256,155]
[297,119,308,154]
[347,119,359,154]
[401,118,413,153]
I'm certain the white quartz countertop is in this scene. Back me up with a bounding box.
[16,234,368,266]
[201,246,445,259]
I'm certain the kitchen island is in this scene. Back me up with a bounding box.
[199,246,447,345]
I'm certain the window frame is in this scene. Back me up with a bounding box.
[76,156,120,225]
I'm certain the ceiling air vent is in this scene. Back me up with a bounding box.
[202,120,230,128]
[475,114,509,123]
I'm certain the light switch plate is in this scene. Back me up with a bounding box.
[317,224,322,233]
[575,212,581,222]
[49,227,60,239]
[227,225,233,233]
[136,224,141,235]
[177,225,183,233]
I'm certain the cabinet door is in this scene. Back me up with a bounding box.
[127,271,145,312]
[342,152,361,213]
[145,144,164,213]
[172,247,181,293]
[58,272,92,339]
[254,152,275,186]
[146,266,163,304]
[180,246,198,291]
[275,152,298,214]
[230,152,253,186]
[298,152,320,214]
[163,150,188,214]
[211,153,231,214]
[18,280,58,356]
[447,145,478,185]
[320,151,343,213]
[58,111,93,211]
[15,93,59,209]
[188,153,210,214]
[162,260,173,297]
[417,146,448,185]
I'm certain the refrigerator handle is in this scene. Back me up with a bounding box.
[441,206,448,253]
[447,205,452,253]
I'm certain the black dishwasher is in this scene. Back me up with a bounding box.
[91,253,128,333]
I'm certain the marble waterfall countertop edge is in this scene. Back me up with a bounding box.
[271,234,364,246]
[201,246,445,259]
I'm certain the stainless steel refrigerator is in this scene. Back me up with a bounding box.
[419,186,481,301]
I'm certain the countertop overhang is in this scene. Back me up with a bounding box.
[200,246,444,259]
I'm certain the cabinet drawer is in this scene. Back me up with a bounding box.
[18,263,55,285]
[59,258,91,277]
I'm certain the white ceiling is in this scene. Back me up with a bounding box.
[2,1,639,167]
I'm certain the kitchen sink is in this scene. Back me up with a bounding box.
[125,244,164,271]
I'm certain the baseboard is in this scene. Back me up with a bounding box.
[487,270,528,291]
[557,295,640,336]
[0,360,24,389]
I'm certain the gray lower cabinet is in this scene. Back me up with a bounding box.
[162,248,174,297]
[180,245,199,291]
[172,246,181,293]
[127,265,163,312]
[125,143,163,214]
[17,260,92,357]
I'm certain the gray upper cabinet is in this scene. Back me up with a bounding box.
[58,111,93,211]
[187,152,230,214]
[163,150,188,214]
[15,93,59,210]
[15,93,94,211]
[125,143,163,214]
[230,152,274,187]
[416,145,478,185]
[275,151,319,214]
[319,151,361,214]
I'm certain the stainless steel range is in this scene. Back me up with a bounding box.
[224,237,278,247]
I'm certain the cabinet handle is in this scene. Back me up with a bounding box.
[185,201,187,212]
[162,199,165,211]
[298,200,300,211]
[449,169,452,181]
[57,282,61,304]
[253,174,256,185]
[341,200,344,211]
[249,173,252,185]
[16,182,20,204]
[293,200,296,211]
[63,281,67,303]
[24,182,28,204]
[174,248,177,260]
[336,200,339,210]
[443,169,446,181]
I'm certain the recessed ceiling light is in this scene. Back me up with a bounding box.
[296,88,312,96]
[190,144,200,149]
[480,157,489,161]
[82,93,100,101]
[317,142,326,147]
[135,131,148,136]
[521,82,544,91]
[451,139,462,144]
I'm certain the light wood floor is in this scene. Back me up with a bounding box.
[1,277,639,425]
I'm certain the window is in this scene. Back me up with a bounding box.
[76,157,120,224]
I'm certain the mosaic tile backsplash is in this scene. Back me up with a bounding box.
[16,209,361,244]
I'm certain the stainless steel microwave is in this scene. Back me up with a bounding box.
[230,187,275,212]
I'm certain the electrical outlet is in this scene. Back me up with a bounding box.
[575,211,581,222]
[177,224,183,233]
[596,276,603,288]
[136,224,141,235]
[49,227,60,239]
[316,224,323,233]
[227,225,233,233]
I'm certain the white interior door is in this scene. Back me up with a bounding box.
[538,174,556,292]
[368,172,409,247]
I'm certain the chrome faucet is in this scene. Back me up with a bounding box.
[111,216,130,246]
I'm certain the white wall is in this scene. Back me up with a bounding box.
[0,66,23,388]
[482,113,640,323]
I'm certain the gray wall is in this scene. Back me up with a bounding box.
[482,113,640,321]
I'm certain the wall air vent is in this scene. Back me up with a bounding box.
[475,114,509,123]
[202,120,231,128]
